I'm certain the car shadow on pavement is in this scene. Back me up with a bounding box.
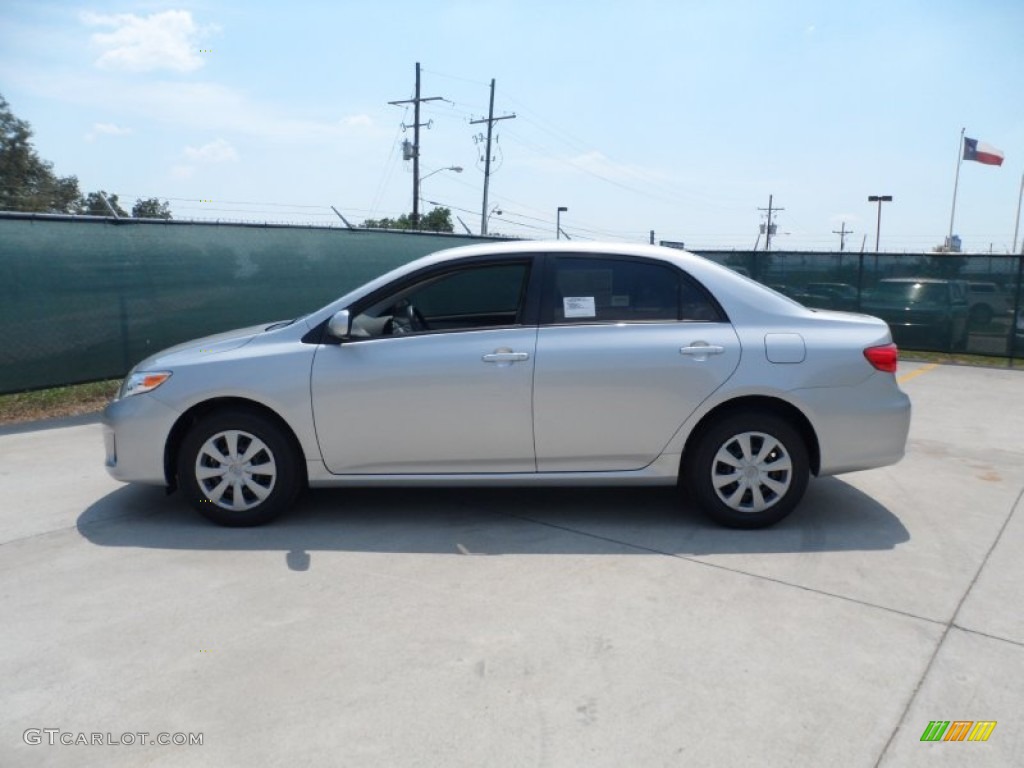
[77,477,909,570]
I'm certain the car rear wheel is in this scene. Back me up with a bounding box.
[686,411,810,529]
[178,409,302,526]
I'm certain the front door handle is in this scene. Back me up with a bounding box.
[680,343,725,361]
[482,351,530,363]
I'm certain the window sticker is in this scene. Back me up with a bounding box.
[564,296,596,318]
[557,270,613,306]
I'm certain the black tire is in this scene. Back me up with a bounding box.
[685,411,810,529]
[178,409,302,526]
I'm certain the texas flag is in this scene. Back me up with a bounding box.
[963,137,1004,166]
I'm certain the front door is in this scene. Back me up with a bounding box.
[311,260,538,474]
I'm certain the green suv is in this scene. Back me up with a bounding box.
[861,278,969,351]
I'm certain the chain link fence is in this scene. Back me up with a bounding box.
[694,249,1023,361]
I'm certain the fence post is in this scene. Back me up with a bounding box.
[119,292,131,373]
[856,252,865,312]
[1010,252,1023,367]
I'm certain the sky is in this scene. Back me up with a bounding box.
[1,0,1023,253]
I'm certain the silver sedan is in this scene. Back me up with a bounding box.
[103,241,910,528]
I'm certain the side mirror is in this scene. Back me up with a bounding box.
[327,309,351,340]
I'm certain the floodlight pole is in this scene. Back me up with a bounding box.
[556,206,568,240]
[868,195,893,252]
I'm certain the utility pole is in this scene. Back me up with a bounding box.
[758,195,783,251]
[389,62,444,227]
[470,79,515,235]
[832,221,853,251]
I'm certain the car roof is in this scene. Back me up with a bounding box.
[879,277,952,284]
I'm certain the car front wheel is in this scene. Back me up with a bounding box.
[686,411,810,529]
[178,409,302,526]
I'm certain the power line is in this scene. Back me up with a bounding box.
[370,108,408,217]
[420,68,492,88]
[501,92,750,213]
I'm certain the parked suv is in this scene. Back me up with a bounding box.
[861,278,969,351]
[804,282,858,311]
[966,281,1012,326]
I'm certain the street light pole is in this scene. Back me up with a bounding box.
[417,166,463,212]
[556,206,568,240]
[868,195,893,252]
[486,205,502,231]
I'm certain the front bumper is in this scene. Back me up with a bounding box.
[102,394,182,485]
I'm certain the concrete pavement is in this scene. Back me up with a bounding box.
[1,362,1021,767]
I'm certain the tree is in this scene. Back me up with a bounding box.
[132,197,173,219]
[0,93,81,213]
[420,207,453,233]
[79,190,129,217]
[362,206,453,233]
[362,215,400,229]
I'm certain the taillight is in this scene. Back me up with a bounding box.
[864,343,898,373]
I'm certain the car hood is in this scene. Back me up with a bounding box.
[132,323,272,369]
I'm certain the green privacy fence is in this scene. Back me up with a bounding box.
[2,217,1022,394]
[0,214,496,393]
[693,249,1024,360]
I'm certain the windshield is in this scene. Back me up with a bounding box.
[873,282,946,303]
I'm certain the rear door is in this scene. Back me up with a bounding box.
[532,254,740,472]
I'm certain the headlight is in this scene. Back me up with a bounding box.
[118,371,172,399]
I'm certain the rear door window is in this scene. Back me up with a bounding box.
[543,255,722,324]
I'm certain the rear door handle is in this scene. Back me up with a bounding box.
[482,351,530,363]
[680,343,725,360]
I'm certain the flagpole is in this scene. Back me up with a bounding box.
[947,127,965,248]
[1013,171,1024,254]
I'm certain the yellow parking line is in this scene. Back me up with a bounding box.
[897,362,939,384]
